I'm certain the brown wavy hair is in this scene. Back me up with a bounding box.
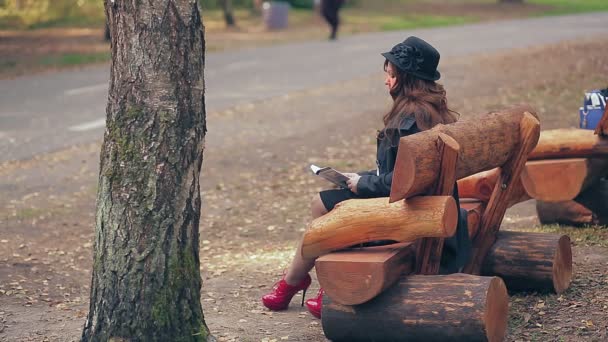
[382,60,459,139]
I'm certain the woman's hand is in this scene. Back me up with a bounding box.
[344,173,361,194]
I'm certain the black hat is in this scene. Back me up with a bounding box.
[381,36,441,81]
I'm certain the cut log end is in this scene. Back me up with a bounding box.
[553,235,573,294]
[481,231,573,293]
[443,196,459,238]
[485,277,509,342]
[521,158,590,201]
[389,153,416,203]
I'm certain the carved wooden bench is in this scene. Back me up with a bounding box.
[301,105,583,341]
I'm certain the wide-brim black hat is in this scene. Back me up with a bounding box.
[381,36,441,81]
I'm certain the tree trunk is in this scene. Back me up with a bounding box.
[529,128,608,160]
[390,105,539,202]
[481,231,573,294]
[322,274,509,342]
[220,0,236,27]
[301,196,458,259]
[82,1,209,341]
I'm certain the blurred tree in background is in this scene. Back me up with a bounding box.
[0,0,314,29]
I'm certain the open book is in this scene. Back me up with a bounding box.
[310,164,349,189]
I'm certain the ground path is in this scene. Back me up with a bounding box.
[1,12,607,163]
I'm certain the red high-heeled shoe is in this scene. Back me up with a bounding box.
[305,288,324,319]
[261,274,312,311]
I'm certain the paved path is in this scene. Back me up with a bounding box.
[1,12,607,163]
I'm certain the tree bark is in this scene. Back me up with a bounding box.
[322,274,509,342]
[82,1,209,341]
[315,242,414,305]
[390,105,538,202]
[301,196,458,259]
[481,231,573,294]
[529,128,608,160]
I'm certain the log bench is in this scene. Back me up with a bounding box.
[303,105,556,341]
[300,105,608,341]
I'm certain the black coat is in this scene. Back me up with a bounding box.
[356,115,419,197]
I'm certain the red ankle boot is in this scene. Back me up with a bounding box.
[305,288,324,319]
[261,274,312,311]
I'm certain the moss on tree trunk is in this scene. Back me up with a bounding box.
[82,1,209,341]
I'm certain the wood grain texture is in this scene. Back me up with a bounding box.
[529,128,608,160]
[322,274,509,342]
[416,133,460,275]
[465,112,541,274]
[315,243,414,305]
[521,158,608,201]
[301,196,458,259]
[481,231,572,294]
[390,105,538,202]
[461,199,485,240]
[537,177,608,226]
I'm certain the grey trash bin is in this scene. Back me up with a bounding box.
[263,1,290,30]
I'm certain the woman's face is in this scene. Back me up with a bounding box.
[384,62,398,93]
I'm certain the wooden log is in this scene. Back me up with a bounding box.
[481,231,573,294]
[390,105,538,202]
[537,178,608,226]
[465,112,541,275]
[315,243,414,305]
[322,274,509,342]
[416,133,460,275]
[457,168,530,207]
[536,200,596,226]
[301,196,458,259]
[458,169,500,202]
[462,199,485,240]
[521,158,608,202]
[316,201,484,306]
[529,128,608,160]
[458,158,607,206]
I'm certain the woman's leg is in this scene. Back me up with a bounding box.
[284,193,328,285]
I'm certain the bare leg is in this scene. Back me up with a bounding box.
[284,193,327,285]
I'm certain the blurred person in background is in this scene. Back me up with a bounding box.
[321,0,344,40]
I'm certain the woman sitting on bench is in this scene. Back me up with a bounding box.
[261,36,463,319]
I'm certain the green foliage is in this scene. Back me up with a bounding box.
[529,0,608,14]
[380,14,472,31]
[288,0,315,9]
[0,0,105,29]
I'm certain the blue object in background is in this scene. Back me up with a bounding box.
[579,89,607,130]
